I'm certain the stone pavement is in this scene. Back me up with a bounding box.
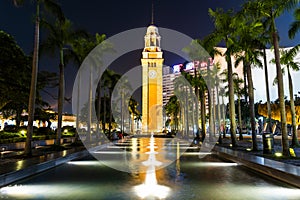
[214,137,300,188]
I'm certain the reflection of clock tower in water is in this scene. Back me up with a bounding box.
[141,24,163,133]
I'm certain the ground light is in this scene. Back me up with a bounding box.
[20,130,26,135]
[274,152,283,157]
[133,133,171,199]
[185,162,239,167]
[289,148,296,157]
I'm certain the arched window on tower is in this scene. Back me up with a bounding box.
[150,37,155,46]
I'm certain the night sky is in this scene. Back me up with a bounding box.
[1,0,300,113]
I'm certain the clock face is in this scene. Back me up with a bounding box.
[149,70,157,78]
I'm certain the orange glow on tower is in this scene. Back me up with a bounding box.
[141,25,163,133]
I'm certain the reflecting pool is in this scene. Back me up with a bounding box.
[1,137,300,200]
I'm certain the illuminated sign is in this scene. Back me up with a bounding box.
[185,62,194,70]
[172,64,183,73]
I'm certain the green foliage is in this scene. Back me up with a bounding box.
[0,131,26,144]
[0,30,30,113]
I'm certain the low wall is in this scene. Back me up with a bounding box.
[0,138,75,151]
[0,149,89,187]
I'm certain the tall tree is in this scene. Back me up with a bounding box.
[206,8,238,147]
[41,18,85,145]
[71,33,107,142]
[244,0,300,156]
[232,73,244,141]
[182,40,210,136]
[13,0,65,156]
[219,87,227,138]
[164,95,180,132]
[288,7,300,147]
[128,97,139,133]
[288,7,300,39]
[233,12,264,150]
[0,30,31,127]
[101,70,121,135]
[278,48,300,147]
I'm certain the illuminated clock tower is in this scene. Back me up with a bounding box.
[141,25,164,133]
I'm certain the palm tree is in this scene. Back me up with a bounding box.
[257,33,273,133]
[164,95,180,132]
[206,8,238,147]
[182,40,210,135]
[102,70,121,135]
[288,7,300,39]
[233,13,264,150]
[288,7,300,147]
[41,19,86,145]
[14,0,65,156]
[211,62,222,136]
[135,113,142,131]
[219,87,227,138]
[232,73,244,141]
[72,33,107,142]
[128,97,139,133]
[201,41,222,142]
[278,48,300,147]
[221,70,245,141]
[243,0,300,156]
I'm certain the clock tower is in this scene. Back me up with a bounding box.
[141,25,164,133]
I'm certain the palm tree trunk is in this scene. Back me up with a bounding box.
[75,73,80,142]
[25,0,40,156]
[194,64,199,133]
[56,48,64,145]
[243,66,248,103]
[86,69,93,143]
[109,91,113,135]
[273,31,289,156]
[185,87,189,136]
[200,91,206,141]
[213,89,216,134]
[121,92,123,133]
[208,89,214,141]
[238,95,243,140]
[246,63,257,150]
[221,94,226,138]
[288,67,299,147]
[216,86,222,143]
[103,92,106,132]
[263,48,272,133]
[226,53,237,147]
[207,64,214,142]
[96,82,101,137]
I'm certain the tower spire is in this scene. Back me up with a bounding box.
[151,0,154,24]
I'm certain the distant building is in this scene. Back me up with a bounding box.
[162,61,214,111]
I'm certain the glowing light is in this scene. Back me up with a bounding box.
[289,148,296,157]
[67,161,102,166]
[134,133,171,199]
[275,152,283,157]
[134,182,170,199]
[64,129,68,133]
[246,148,252,151]
[185,146,200,149]
[186,162,238,167]
[92,151,126,154]
[183,152,212,156]
[185,62,194,70]
[20,130,26,135]
[172,64,182,73]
